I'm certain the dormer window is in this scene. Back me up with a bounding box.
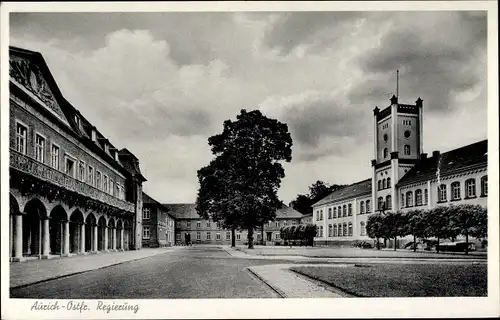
[105,143,109,153]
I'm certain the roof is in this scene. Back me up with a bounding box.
[163,203,304,220]
[313,179,372,207]
[398,140,488,186]
[142,192,171,215]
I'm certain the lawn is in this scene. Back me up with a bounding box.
[290,263,487,297]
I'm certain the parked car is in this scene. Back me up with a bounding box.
[437,241,476,252]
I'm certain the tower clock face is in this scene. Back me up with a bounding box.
[404,130,411,138]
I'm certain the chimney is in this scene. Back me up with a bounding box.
[432,150,440,158]
[420,153,428,160]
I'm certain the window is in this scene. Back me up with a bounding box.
[451,182,461,200]
[275,221,279,228]
[333,224,337,237]
[186,221,191,229]
[360,201,365,214]
[16,122,29,155]
[328,224,333,237]
[226,232,231,240]
[207,221,211,228]
[424,189,428,204]
[386,195,392,210]
[328,208,332,219]
[338,224,342,237]
[319,226,323,237]
[268,221,273,228]
[404,145,411,156]
[378,197,384,211]
[216,233,221,240]
[316,211,319,221]
[206,232,211,240]
[404,130,411,138]
[438,184,447,202]
[176,234,181,241]
[383,148,388,158]
[197,221,201,228]
[343,223,347,237]
[143,227,150,239]
[465,179,476,198]
[196,232,201,240]
[236,233,241,240]
[481,176,488,196]
[88,166,94,185]
[96,171,102,189]
[78,161,86,181]
[415,189,423,206]
[109,179,114,195]
[366,200,370,212]
[320,210,323,220]
[378,180,382,190]
[348,204,352,216]
[343,205,347,217]
[51,144,60,170]
[275,233,280,240]
[65,157,76,177]
[383,179,387,189]
[143,208,151,220]
[348,222,353,236]
[406,191,413,207]
[283,220,288,226]
[35,134,45,162]
[400,194,405,207]
[333,207,337,218]
[292,220,297,225]
[103,175,108,192]
[338,206,341,216]
[387,177,391,188]
[360,222,366,236]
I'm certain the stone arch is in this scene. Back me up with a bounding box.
[123,220,132,250]
[69,209,85,253]
[85,212,97,252]
[97,216,107,251]
[22,198,47,257]
[107,218,116,250]
[10,194,20,258]
[116,219,124,250]
[49,205,68,255]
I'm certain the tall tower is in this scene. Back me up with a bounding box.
[371,95,424,213]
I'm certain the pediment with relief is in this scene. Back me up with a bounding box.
[9,56,69,125]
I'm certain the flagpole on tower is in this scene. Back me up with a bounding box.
[396,69,399,100]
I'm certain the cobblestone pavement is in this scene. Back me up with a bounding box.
[10,247,181,288]
[247,264,346,298]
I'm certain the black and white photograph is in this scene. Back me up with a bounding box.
[1,1,499,319]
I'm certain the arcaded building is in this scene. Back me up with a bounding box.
[9,46,146,261]
[312,95,488,247]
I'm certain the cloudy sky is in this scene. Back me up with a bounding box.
[9,10,488,205]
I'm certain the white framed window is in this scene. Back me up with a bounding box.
[34,133,46,162]
[268,221,272,227]
[196,221,201,228]
[415,189,423,205]
[275,233,280,240]
[348,204,352,216]
[387,177,391,188]
[88,165,94,185]
[466,179,476,198]
[451,182,461,200]
[360,222,366,236]
[96,171,102,190]
[424,189,428,204]
[216,233,221,240]
[360,202,364,214]
[328,224,333,237]
[109,179,114,195]
[196,232,201,240]
[51,143,60,170]
[65,155,76,178]
[386,195,392,209]
[404,145,411,156]
[206,221,211,228]
[15,121,28,155]
[348,222,353,236]
[275,221,279,227]
[333,224,337,237]
[481,176,488,196]
[78,160,86,181]
[283,220,288,226]
[143,207,151,220]
[438,184,447,202]
[383,147,388,158]
[333,207,337,217]
[343,205,347,216]
[236,233,241,241]
[103,175,108,192]
[378,197,384,210]
[143,227,150,239]
[186,221,191,229]
[328,208,332,219]
[366,200,370,212]
[206,232,211,240]
[406,191,413,207]
[292,220,297,225]
[338,224,342,237]
[226,231,231,240]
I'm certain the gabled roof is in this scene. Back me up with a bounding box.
[398,140,488,186]
[313,178,372,207]
[275,205,304,219]
[142,192,171,215]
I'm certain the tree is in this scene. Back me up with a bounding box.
[197,109,293,249]
[403,209,427,252]
[450,204,488,255]
[383,211,405,251]
[290,194,313,215]
[426,206,454,253]
[366,213,385,250]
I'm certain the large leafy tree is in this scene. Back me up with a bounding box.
[383,211,406,251]
[426,206,455,253]
[196,109,292,249]
[366,213,385,250]
[450,204,488,255]
[403,209,428,252]
[290,181,346,215]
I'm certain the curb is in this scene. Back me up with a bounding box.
[10,251,169,290]
[246,267,287,298]
[289,268,360,298]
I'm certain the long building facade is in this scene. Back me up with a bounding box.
[9,46,147,261]
[312,95,488,247]
[142,192,176,247]
[165,204,304,245]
